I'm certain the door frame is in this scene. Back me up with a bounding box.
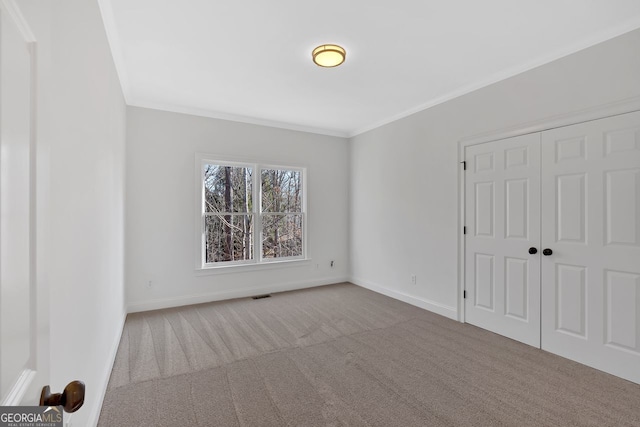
[0,0,41,406]
[457,96,640,323]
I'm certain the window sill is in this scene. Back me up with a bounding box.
[195,258,312,276]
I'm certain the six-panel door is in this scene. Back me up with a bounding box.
[465,133,542,347]
[465,110,640,385]
[540,110,640,384]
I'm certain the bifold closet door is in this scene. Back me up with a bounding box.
[465,133,541,347]
[541,110,640,384]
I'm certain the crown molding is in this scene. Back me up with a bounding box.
[348,18,640,138]
[128,99,350,138]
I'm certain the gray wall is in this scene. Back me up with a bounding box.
[349,28,640,318]
[125,107,350,311]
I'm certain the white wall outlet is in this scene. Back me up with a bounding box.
[147,280,153,288]
[330,260,334,267]
[411,275,417,284]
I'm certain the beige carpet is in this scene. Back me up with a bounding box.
[98,283,640,426]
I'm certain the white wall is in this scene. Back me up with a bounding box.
[19,1,126,426]
[350,29,640,319]
[126,107,349,311]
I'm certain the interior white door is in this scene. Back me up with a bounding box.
[465,133,541,347]
[541,110,640,384]
[0,1,48,406]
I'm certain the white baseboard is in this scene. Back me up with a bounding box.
[127,276,350,313]
[350,276,458,320]
[88,309,127,427]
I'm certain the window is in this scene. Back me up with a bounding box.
[203,163,254,264]
[261,168,304,259]
[199,158,305,268]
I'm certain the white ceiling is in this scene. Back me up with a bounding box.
[99,0,640,137]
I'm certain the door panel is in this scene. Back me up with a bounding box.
[604,270,639,353]
[465,133,541,347]
[556,174,586,243]
[555,263,587,337]
[474,253,494,310]
[474,182,494,237]
[505,178,528,239]
[604,168,640,246]
[541,110,640,384]
[505,257,528,319]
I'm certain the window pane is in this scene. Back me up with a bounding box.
[262,214,302,258]
[261,169,302,213]
[204,164,253,213]
[205,214,253,263]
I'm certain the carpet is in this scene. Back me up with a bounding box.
[98,283,640,426]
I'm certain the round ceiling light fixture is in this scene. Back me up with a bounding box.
[312,44,346,68]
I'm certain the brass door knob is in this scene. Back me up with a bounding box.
[40,381,85,413]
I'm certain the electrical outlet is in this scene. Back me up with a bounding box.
[147,280,153,288]
[330,260,334,267]
[411,275,417,285]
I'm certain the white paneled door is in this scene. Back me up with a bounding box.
[465,110,640,384]
[0,2,48,406]
[541,111,640,384]
[465,133,542,347]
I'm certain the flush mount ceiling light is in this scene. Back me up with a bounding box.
[312,44,346,68]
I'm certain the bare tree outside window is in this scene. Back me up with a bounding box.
[261,169,303,258]
[203,164,253,263]
[201,162,304,266]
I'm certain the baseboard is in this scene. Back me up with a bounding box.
[350,276,458,320]
[127,276,350,313]
[88,309,127,427]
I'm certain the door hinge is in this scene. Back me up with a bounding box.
[461,161,466,170]
[463,290,467,299]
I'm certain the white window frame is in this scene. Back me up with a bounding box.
[195,155,307,270]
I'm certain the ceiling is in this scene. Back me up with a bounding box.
[99,0,640,137]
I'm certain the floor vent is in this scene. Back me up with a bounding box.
[251,294,272,300]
